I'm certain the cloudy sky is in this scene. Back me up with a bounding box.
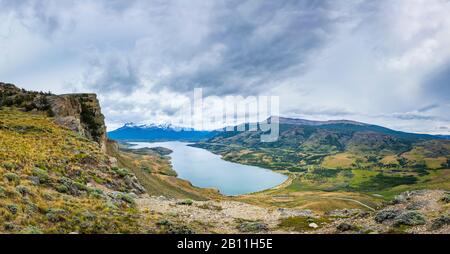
[0,0,449,134]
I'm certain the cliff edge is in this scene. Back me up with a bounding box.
[0,82,107,151]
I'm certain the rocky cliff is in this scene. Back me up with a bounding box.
[0,82,107,151]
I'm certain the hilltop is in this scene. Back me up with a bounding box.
[194,116,450,198]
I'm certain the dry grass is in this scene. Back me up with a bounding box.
[106,140,221,201]
[321,153,358,169]
[0,108,141,233]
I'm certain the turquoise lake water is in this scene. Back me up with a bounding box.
[128,142,288,196]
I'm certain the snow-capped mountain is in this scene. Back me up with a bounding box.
[121,122,195,131]
[107,122,215,141]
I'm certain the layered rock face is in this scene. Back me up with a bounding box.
[0,82,107,151]
[47,94,107,151]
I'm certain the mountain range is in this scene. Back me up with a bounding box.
[109,116,447,143]
[193,116,450,174]
[107,122,216,141]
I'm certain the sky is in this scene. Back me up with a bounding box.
[0,0,449,134]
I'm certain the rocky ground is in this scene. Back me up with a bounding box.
[316,190,450,234]
[137,190,450,234]
[137,195,298,233]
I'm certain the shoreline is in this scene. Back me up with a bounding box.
[125,141,290,198]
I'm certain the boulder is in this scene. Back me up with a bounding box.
[391,194,408,204]
[308,223,319,229]
[336,223,357,232]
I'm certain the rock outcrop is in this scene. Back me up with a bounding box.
[0,82,107,151]
[47,93,107,151]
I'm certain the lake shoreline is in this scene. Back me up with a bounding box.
[127,141,288,196]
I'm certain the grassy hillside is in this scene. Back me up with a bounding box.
[106,140,221,201]
[193,120,450,198]
[0,108,142,233]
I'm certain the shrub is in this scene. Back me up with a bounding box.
[58,177,72,186]
[7,204,18,214]
[3,222,18,231]
[142,166,151,173]
[0,186,5,198]
[155,220,195,234]
[177,199,193,206]
[42,192,54,201]
[46,208,66,223]
[238,221,269,232]
[81,211,97,221]
[15,185,30,196]
[2,162,17,170]
[156,219,172,227]
[55,184,69,193]
[441,194,450,203]
[375,209,401,223]
[167,225,195,234]
[431,215,450,230]
[20,226,43,234]
[120,193,135,204]
[113,167,130,177]
[73,181,89,192]
[32,168,50,184]
[4,173,20,184]
[393,211,426,227]
[88,188,104,198]
[25,203,38,215]
[197,203,223,211]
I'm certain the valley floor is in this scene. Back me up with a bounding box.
[111,144,449,234]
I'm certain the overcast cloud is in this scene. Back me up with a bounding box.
[0,0,449,133]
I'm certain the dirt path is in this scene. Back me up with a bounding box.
[321,197,376,211]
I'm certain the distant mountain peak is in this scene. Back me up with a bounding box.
[108,122,213,141]
[124,122,137,127]
[120,122,186,130]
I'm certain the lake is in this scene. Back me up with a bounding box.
[128,142,288,196]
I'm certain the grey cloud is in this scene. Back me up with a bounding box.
[77,0,351,97]
[290,108,354,117]
[0,0,67,36]
[3,0,450,134]
[422,63,450,101]
[391,114,437,121]
[152,0,342,96]
[377,110,447,122]
[84,53,142,95]
[418,104,440,113]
